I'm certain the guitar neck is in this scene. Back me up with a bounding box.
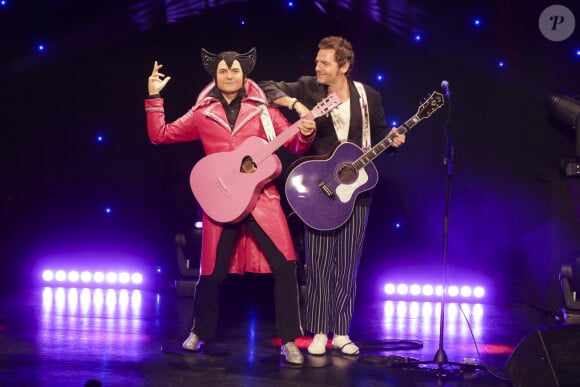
[253,110,316,164]
[353,113,422,169]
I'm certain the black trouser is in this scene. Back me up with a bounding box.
[191,216,302,343]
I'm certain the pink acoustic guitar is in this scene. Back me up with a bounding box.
[189,93,341,223]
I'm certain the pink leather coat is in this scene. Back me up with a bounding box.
[145,79,314,275]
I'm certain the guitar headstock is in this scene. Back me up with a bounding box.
[417,91,445,119]
[311,93,341,118]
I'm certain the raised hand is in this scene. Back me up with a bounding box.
[148,60,171,96]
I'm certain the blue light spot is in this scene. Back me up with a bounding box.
[375,73,385,82]
[287,1,294,7]
[394,222,401,229]
[575,49,580,57]
[497,60,505,68]
[414,34,422,42]
[96,134,104,143]
[37,43,46,52]
[472,18,482,27]
[1,1,8,7]
[104,207,112,214]
[240,19,246,25]
[155,266,162,274]
[391,120,398,127]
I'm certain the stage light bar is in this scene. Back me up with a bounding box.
[42,269,144,288]
[384,282,485,301]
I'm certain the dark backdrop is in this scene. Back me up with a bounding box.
[0,0,578,311]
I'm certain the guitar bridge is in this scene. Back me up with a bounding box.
[318,180,335,199]
[216,177,231,197]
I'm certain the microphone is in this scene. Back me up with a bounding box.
[441,80,451,100]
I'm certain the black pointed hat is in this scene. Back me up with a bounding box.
[201,47,256,78]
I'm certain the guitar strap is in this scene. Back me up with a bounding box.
[259,104,277,142]
[354,81,371,151]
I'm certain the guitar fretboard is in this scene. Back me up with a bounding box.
[351,90,444,170]
[353,114,420,170]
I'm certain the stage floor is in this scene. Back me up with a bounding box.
[0,274,569,386]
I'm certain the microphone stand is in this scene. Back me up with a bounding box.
[410,91,487,379]
[433,122,454,370]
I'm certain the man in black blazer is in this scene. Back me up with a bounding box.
[260,35,405,357]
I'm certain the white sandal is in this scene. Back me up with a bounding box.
[332,335,360,355]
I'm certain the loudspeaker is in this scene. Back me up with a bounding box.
[506,324,580,386]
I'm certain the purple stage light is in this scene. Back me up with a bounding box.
[473,286,485,298]
[106,272,118,284]
[94,272,105,283]
[131,273,143,284]
[409,284,421,295]
[384,283,396,295]
[41,269,145,289]
[55,270,66,282]
[81,271,92,283]
[67,271,80,282]
[397,283,409,295]
[42,270,54,281]
[448,285,459,297]
[461,286,472,297]
[119,272,131,284]
[383,282,486,302]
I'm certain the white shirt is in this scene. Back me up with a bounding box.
[330,98,351,141]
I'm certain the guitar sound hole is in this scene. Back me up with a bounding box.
[240,156,257,173]
[337,164,357,184]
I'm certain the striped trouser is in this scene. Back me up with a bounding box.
[303,203,370,335]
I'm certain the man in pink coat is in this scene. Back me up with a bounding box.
[145,48,316,365]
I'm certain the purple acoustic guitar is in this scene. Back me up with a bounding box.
[285,91,445,230]
[189,93,341,223]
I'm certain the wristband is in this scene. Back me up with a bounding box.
[288,98,298,110]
